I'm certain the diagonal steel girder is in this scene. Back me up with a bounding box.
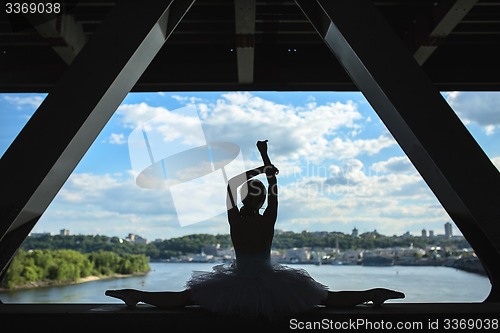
[0,0,196,278]
[295,0,500,301]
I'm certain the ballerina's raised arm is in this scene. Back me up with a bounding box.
[226,140,278,218]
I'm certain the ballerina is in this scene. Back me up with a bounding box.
[106,140,404,318]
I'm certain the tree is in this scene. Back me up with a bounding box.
[1,249,150,289]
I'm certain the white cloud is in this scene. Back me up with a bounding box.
[485,125,495,136]
[325,159,367,186]
[36,208,187,241]
[277,176,447,236]
[372,156,413,174]
[3,95,44,109]
[117,103,206,148]
[445,91,500,135]
[118,103,208,184]
[379,204,442,219]
[300,158,429,200]
[108,93,428,236]
[105,133,126,145]
[41,171,232,239]
[56,172,176,215]
[171,95,203,104]
[116,93,396,167]
[196,92,395,162]
[41,150,447,240]
[273,155,447,235]
[321,135,396,160]
[9,91,462,239]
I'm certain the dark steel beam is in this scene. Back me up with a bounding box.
[295,0,500,301]
[0,0,195,278]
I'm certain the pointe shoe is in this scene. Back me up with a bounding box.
[105,289,138,307]
[371,288,405,306]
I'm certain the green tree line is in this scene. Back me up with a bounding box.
[20,232,471,260]
[1,249,150,289]
[21,234,234,259]
[272,232,470,251]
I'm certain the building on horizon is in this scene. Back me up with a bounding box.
[126,233,148,244]
[429,230,434,237]
[310,231,330,238]
[285,248,310,263]
[60,229,70,236]
[360,230,379,239]
[351,227,359,238]
[444,222,453,238]
[421,229,427,238]
[202,244,220,256]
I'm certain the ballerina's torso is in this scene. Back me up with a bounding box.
[229,213,275,254]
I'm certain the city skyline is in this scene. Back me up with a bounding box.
[31,221,460,243]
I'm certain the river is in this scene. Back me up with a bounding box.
[0,263,491,303]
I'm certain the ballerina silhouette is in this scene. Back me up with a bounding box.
[106,140,404,318]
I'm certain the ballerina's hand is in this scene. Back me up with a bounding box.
[265,164,279,177]
[257,140,268,153]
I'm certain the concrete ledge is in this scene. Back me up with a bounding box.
[1,303,499,332]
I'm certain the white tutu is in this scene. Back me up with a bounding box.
[186,251,329,319]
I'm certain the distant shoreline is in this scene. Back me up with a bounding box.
[150,259,487,276]
[0,271,149,292]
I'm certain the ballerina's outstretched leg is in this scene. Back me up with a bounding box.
[105,289,193,308]
[105,289,139,307]
[323,288,405,307]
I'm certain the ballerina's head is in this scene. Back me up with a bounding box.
[240,179,266,216]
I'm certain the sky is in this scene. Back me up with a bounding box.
[1,91,500,241]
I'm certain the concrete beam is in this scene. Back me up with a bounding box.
[234,0,256,84]
[410,0,478,66]
[25,13,87,65]
[296,0,500,301]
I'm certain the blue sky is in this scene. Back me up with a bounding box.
[1,91,500,241]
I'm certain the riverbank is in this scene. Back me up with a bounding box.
[451,257,487,276]
[0,271,150,292]
[157,256,487,276]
